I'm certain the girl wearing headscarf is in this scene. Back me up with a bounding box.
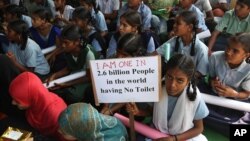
[0,55,31,135]
[58,103,128,141]
[9,72,67,140]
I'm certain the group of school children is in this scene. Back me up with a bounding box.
[0,0,250,141]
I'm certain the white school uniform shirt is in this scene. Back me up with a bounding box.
[194,0,212,12]
[56,5,75,21]
[91,8,108,32]
[153,86,209,141]
[157,36,209,75]
[97,0,120,14]
[209,51,250,92]
[21,15,32,28]
[5,38,50,75]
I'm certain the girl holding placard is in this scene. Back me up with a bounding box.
[127,54,209,141]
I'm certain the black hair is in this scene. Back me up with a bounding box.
[61,24,81,41]
[166,54,197,101]
[32,8,51,22]
[117,33,146,57]
[120,10,142,33]
[8,20,29,50]
[174,11,198,56]
[72,6,96,28]
[228,33,250,63]
[61,24,88,48]
[237,0,250,7]
[4,4,27,19]
[80,0,99,14]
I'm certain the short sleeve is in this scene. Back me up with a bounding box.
[112,0,120,11]
[194,98,209,120]
[241,75,250,92]
[92,39,103,52]
[147,37,156,53]
[209,53,216,78]
[85,50,96,69]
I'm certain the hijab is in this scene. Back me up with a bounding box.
[9,72,67,137]
[58,103,128,141]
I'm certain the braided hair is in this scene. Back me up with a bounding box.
[166,54,197,101]
[174,11,198,56]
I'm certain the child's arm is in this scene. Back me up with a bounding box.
[208,30,221,55]
[175,119,204,141]
[155,119,204,141]
[126,103,153,117]
[45,67,70,87]
[215,84,250,99]
[101,103,126,115]
[6,52,35,72]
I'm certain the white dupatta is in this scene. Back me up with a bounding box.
[153,86,207,141]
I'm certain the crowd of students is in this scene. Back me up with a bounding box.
[0,0,250,141]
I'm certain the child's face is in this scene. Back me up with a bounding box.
[173,16,192,36]
[80,1,92,11]
[119,17,137,35]
[225,41,249,66]
[4,12,14,23]
[6,27,19,42]
[73,18,87,30]
[31,15,44,28]
[165,67,189,97]
[179,0,192,9]
[128,0,141,10]
[54,0,65,9]
[235,2,250,19]
[61,39,79,53]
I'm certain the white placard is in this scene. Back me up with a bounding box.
[90,56,161,105]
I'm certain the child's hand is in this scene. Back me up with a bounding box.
[44,73,57,87]
[49,83,69,91]
[100,104,113,115]
[215,84,238,98]
[6,52,16,62]
[126,103,139,115]
[211,77,221,89]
